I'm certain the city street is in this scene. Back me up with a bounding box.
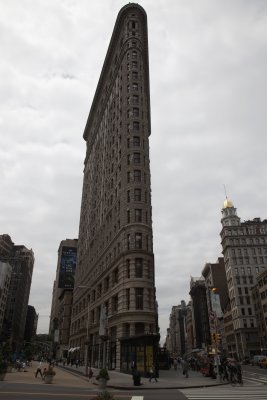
[1,363,267,400]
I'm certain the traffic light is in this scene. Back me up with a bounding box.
[211,333,222,342]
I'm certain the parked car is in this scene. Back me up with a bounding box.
[259,358,267,369]
[251,355,266,366]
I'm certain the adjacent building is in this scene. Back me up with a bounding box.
[0,234,34,351]
[0,261,12,337]
[189,277,210,350]
[49,238,78,359]
[202,257,229,353]
[220,198,266,358]
[252,268,267,351]
[24,305,38,343]
[69,4,159,373]
[165,300,188,357]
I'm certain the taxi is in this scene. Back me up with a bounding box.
[259,357,267,369]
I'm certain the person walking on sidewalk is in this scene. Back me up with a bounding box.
[149,365,158,382]
[35,361,43,378]
[182,359,189,378]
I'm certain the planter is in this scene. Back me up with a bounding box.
[98,378,107,390]
[44,375,53,384]
[0,372,6,381]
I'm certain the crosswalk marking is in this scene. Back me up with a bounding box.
[180,385,267,399]
[243,374,267,385]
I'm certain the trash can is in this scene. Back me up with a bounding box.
[132,369,141,386]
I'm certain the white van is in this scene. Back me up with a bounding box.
[251,355,266,366]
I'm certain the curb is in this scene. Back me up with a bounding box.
[59,366,229,391]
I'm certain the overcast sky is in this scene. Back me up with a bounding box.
[1,0,267,343]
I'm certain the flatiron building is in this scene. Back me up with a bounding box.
[69,4,158,372]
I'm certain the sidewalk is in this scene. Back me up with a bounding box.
[60,363,228,390]
[2,361,227,390]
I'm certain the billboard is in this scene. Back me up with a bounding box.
[58,246,77,289]
[210,291,223,318]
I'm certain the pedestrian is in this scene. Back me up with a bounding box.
[131,360,136,371]
[35,361,43,378]
[182,359,189,378]
[149,365,158,382]
[88,367,93,380]
[173,358,178,370]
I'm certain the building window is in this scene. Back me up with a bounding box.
[132,61,137,69]
[113,268,119,285]
[132,50,137,59]
[126,259,130,278]
[134,188,141,201]
[135,258,143,277]
[127,171,131,183]
[127,190,130,202]
[127,209,130,223]
[133,152,141,164]
[135,322,144,335]
[132,83,138,91]
[135,233,142,249]
[127,234,131,250]
[135,288,143,309]
[112,295,118,312]
[133,121,139,131]
[133,136,140,147]
[133,95,139,104]
[135,209,142,222]
[133,107,139,117]
[134,170,141,182]
[132,71,138,80]
[126,288,130,310]
[104,277,109,292]
[91,310,95,323]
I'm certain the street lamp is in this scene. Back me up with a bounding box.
[77,285,108,376]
